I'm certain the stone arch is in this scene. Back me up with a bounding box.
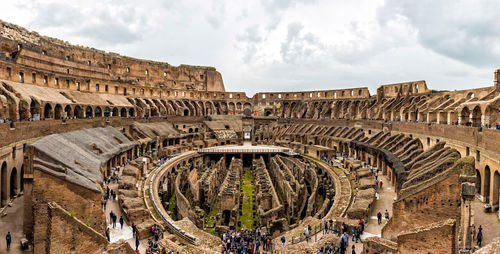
[20,165,24,192]
[484,165,491,203]
[484,98,500,127]
[103,107,110,117]
[74,105,84,118]
[44,103,53,119]
[64,105,72,118]
[85,106,93,117]
[120,108,127,117]
[112,107,119,117]
[471,105,482,127]
[460,107,470,125]
[10,167,17,198]
[1,162,7,205]
[54,104,63,119]
[30,99,41,118]
[129,108,135,117]
[494,170,500,208]
[476,169,481,194]
[94,106,102,117]
[18,100,30,120]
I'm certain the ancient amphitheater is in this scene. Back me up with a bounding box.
[0,20,499,254]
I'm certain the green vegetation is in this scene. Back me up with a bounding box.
[204,201,218,235]
[168,194,178,221]
[70,211,75,217]
[239,168,257,230]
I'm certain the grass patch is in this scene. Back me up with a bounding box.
[204,201,218,235]
[239,168,257,230]
[168,194,178,221]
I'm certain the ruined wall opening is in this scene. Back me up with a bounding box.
[1,162,7,206]
[74,106,83,118]
[494,171,500,209]
[484,166,491,203]
[43,103,53,119]
[54,104,62,119]
[10,167,17,198]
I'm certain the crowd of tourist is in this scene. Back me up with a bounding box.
[221,229,274,253]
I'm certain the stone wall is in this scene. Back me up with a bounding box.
[31,170,105,250]
[46,202,108,254]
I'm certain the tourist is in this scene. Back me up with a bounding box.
[355,226,362,243]
[132,223,137,238]
[135,235,140,252]
[305,226,309,242]
[384,209,389,221]
[6,232,11,249]
[477,229,483,247]
[329,219,334,233]
[379,180,383,189]
[352,244,356,254]
[105,228,110,242]
[119,215,125,229]
[377,211,382,224]
[472,225,476,240]
[324,220,328,234]
[110,211,116,228]
[112,213,117,228]
[281,235,286,247]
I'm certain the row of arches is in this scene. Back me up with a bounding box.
[476,165,500,209]
[18,100,136,120]
[0,161,23,207]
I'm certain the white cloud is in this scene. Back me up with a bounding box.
[0,0,497,96]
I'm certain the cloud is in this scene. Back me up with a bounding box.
[236,25,264,62]
[0,0,496,97]
[280,22,326,64]
[27,1,145,45]
[377,0,500,67]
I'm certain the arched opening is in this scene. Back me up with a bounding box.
[460,107,471,126]
[85,106,93,118]
[1,162,7,205]
[64,105,72,118]
[18,100,30,121]
[43,103,53,119]
[120,108,127,117]
[112,108,118,117]
[128,108,135,117]
[265,110,273,116]
[20,165,24,192]
[476,169,481,194]
[30,100,41,119]
[10,167,17,198]
[94,107,102,117]
[103,107,110,117]
[54,104,63,119]
[494,171,500,209]
[183,109,189,116]
[471,106,482,127]
[484,166,491,203]
[74,106,84,118]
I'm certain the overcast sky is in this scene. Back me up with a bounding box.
[1,0,500,96]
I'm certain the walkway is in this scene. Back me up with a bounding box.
[473,198,500,247]
[104,167,149,253]
[363,175,396,238]
[0,196,31,253]
[293,173,396,253]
